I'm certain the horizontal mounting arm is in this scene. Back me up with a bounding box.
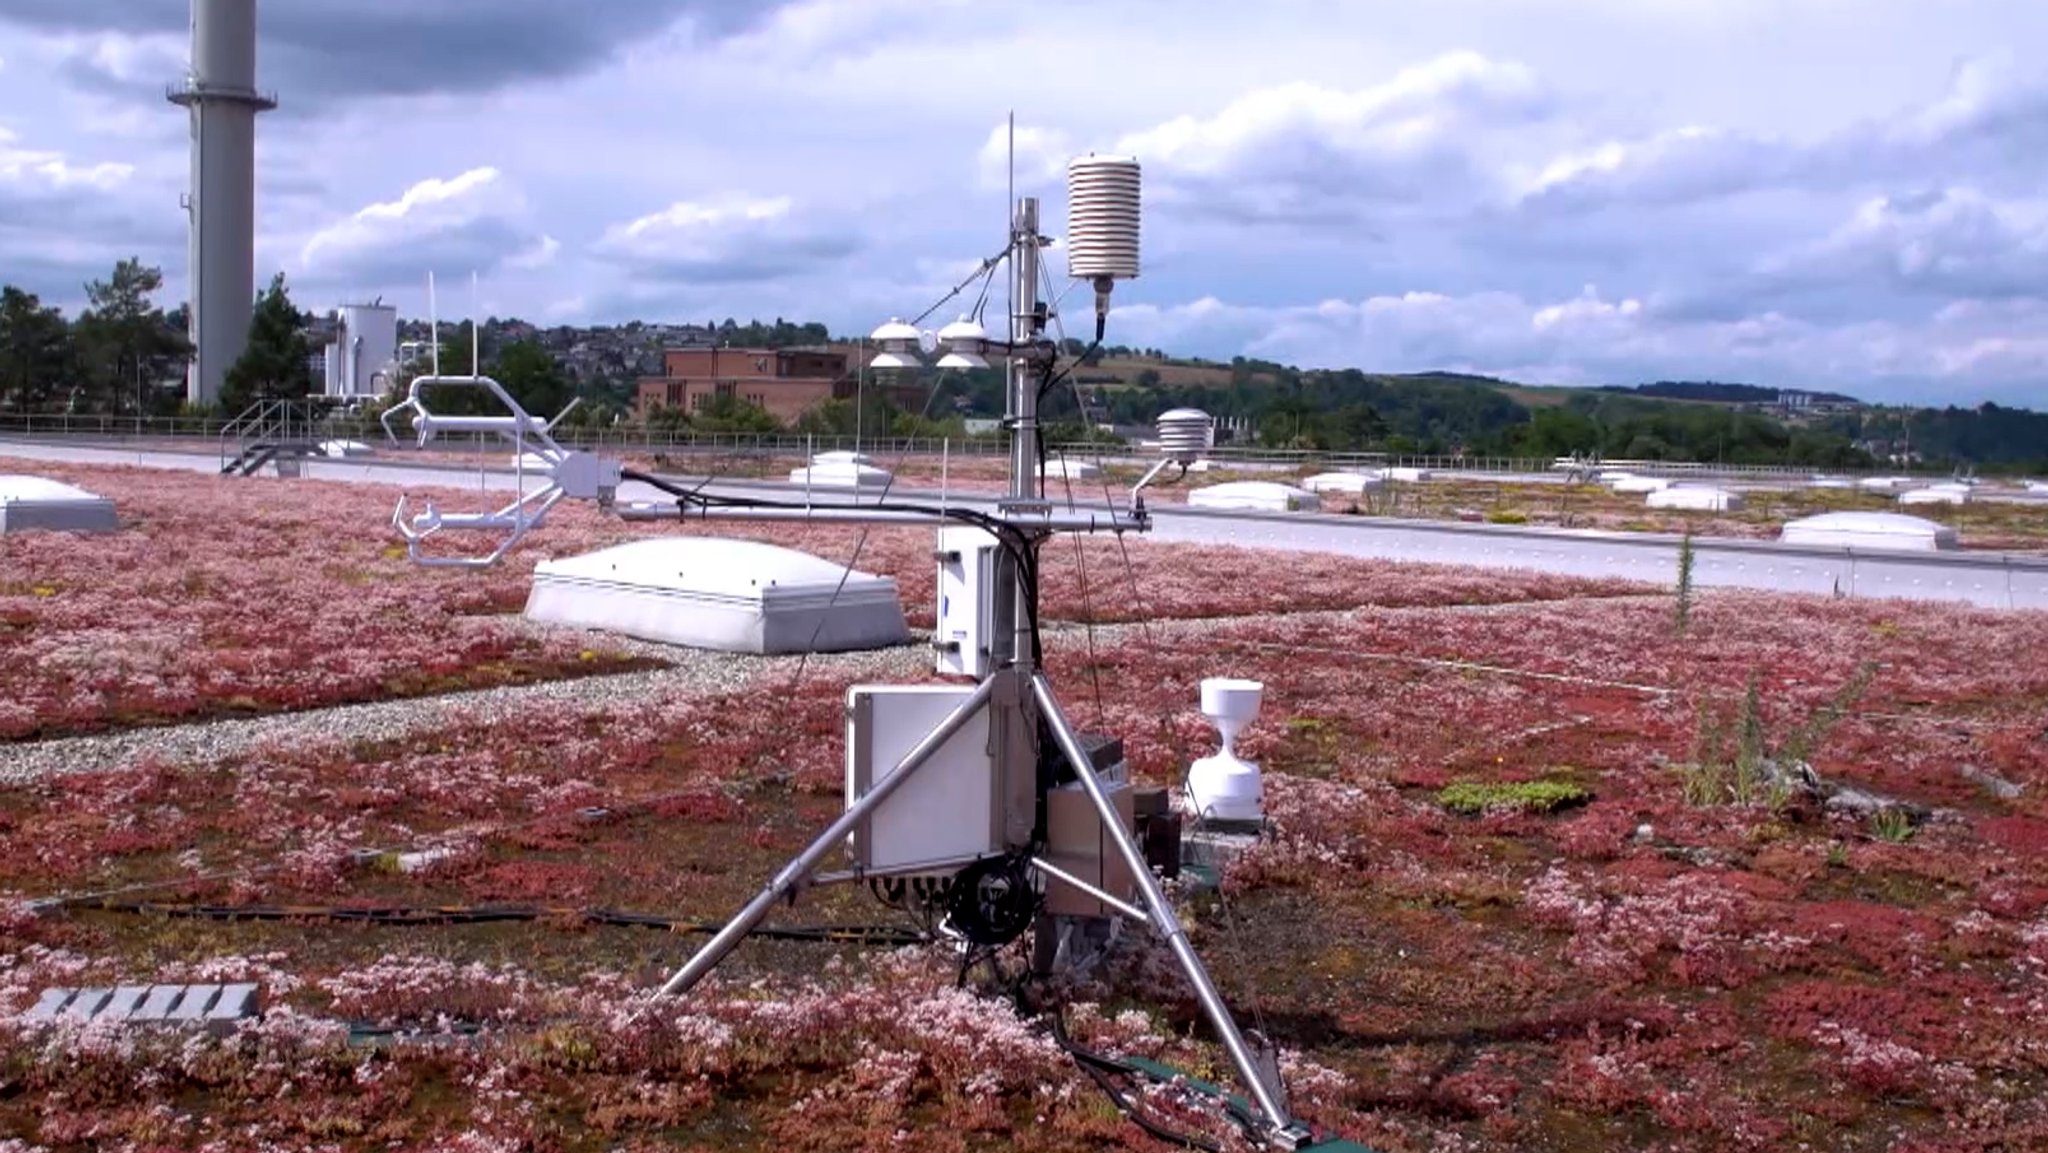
[615,502,1150,536]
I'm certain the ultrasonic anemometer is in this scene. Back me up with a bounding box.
[388,149,1366,1151]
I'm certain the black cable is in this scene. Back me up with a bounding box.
[86,900,928,947]
[912,248,1009,327]
[1047,1009,1228,1152]
[1036,339,1102,407]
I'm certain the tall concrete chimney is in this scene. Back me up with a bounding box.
[169,0,275,408]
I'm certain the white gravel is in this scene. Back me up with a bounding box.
[1,596,1643,786]
[0,624,930,785]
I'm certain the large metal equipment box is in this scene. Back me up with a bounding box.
[1043,769,1137,917]
[844,685,1005,875]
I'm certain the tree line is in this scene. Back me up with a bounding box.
[0,259,328,416]
[1094,361,2048,470]
[6,278,2042,468]
[0,260,191,416]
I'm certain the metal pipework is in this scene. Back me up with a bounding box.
[1029,857,1151,924]
[1008,197,1045,507]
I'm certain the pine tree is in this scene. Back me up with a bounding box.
[0,286,74,412]
[220,272,313,412]
[72,258,188,415]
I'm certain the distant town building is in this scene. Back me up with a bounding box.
[635,346,922,424]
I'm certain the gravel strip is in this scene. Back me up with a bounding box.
[3,595,1661,784]
[0,627,930,785]
[1040,592,1678,644]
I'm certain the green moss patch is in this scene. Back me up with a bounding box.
[1438,779,1591,816]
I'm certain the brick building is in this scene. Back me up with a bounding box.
[636,345,920,425]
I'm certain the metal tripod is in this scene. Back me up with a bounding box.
[646,197,1304,1145]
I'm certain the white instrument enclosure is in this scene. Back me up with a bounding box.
[845,684,1004,875]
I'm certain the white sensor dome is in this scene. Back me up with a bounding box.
[1157,408,1214,464]
[934,315,990,370]
[869,318,924,370]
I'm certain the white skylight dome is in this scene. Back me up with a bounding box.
[0,475,118,534]
[1040,458,1101,481]
[1302,472,1384,495]
[1187,481,1322,513]
[524,537,910,654]
[1647,487,1744,512]
[1609,475,1673,494]
[1898,487,1970,506]
[790,460,895,488]
[1780,512,1959,552]
[1374,466,1430,483]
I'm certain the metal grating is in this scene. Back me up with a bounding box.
[22,982,261,1025]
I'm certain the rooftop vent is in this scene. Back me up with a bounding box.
[790,459,895,488]
[524,537,910,654]
[1780,511,1959,552]
[1187,481,1321,513]
[1647,487,1744,512]
[1608,474,1672,494]
[1041,458,1102,481]
[0,474,118,534]
[1898,487,1970,507]
[1301,472,1384,495]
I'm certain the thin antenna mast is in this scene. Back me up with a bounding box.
[428,272,440,379]
[1006,110,1014,403]
[470,271,480,381]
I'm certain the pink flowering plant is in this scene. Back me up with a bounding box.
[1,462,2046,1148]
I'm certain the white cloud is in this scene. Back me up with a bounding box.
[1109,285,2048,405]
[5,0,2048,403]
[593,193,860,285]
[1122,52,1546,176]
[296,167,546,286]
[506,234,560,271]
[1757,188,2048,301]
[1109,52,1557,228]
[977,122,1070,192]
[0,124,132,190]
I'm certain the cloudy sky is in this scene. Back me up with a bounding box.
[1,0,2044,405]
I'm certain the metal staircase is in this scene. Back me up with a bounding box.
[218,399,325,477]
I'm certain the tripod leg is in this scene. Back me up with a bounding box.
[1031,672,1296,1138]
[657,676,999,999]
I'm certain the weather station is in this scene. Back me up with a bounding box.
[382,146,1371,1152]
